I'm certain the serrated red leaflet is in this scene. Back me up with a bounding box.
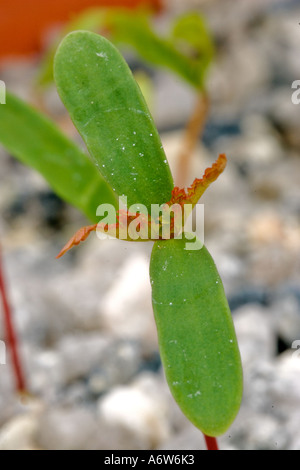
[56,155,227,258]
[169,154,227,208]
[56,212,153,258]
[56,224,98,258]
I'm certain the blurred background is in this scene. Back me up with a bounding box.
[0,0,300,450]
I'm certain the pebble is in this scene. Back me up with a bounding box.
[100,254,158,348]
[87,339,142,395]
[0,414,39,450]
[57,333,112,384]
[0,399,43,450]
[97,373,171,450]
[36,407,99,450]
[233,304,276,366]
[271,294,300,345]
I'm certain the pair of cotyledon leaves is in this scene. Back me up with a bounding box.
[0,31,243,437]
[54,31,242,437]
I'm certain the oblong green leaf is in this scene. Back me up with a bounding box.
[54,31,174,212]
[0,92,117,222]
[150,235,243,437]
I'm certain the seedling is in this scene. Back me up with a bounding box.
[0,29,242,451]
[54,31,243,447]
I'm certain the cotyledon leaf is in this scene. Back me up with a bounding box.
[150,235,243,437]
[54,31,174,212]
[0,92,117,222]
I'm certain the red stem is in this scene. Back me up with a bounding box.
[204,434,219,451]
[0,244,26,393]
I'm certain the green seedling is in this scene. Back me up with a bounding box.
[0,27,242,450]
[53,31,243,446]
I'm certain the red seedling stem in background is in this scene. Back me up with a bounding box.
[204,434,219,451]
[0,244,26,394]
[175,93,209,187]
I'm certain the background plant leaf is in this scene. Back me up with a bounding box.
[39,9,214,90]
[170,12,214,85]
[0,92,117,222]
[107,11,209,89]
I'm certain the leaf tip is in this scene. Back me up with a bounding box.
[56,224,98,259]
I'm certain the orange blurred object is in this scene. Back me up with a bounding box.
[0,0,163,59]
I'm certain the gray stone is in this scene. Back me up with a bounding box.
[100,254,157,348]
[57,333,112,384]
[0,399,43,450]
[88,339,142,395]
[158,425,207,451]
[233,304,276,366]
[272,294,300,344]
[97,373,171,450]
[37,406,99,450]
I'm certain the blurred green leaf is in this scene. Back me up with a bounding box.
[171,12,214,82]
[171,13,214,58]
[107,11,208,89]
[0,92,117,222]
[39,9,214,90]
